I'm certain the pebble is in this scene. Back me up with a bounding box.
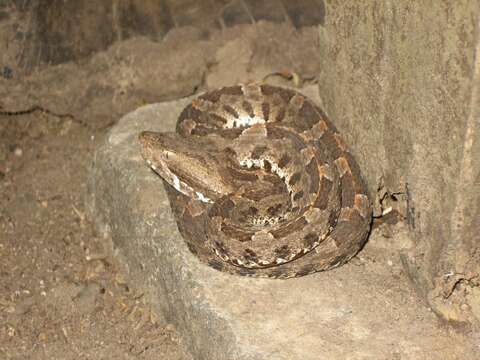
[14,147,23,157]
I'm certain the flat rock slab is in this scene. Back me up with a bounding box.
[87,88,476,360]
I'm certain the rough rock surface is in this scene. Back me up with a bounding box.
[87,87,477,359]
[317,1,480,325]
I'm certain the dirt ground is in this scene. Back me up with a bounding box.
[0,102,194,360]
[0,15,478,360]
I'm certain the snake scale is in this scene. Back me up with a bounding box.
[139,83,372,278]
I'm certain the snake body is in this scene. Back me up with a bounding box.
[139,83,372,278]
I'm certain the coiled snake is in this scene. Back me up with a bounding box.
[139,83,372,278]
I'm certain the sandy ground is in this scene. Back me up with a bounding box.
[0,17,478,359]
[0,106,192,360]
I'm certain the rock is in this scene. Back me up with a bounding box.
[317,2,480,325]
[86,90,477,359]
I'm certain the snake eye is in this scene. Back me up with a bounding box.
[163,151,172,160]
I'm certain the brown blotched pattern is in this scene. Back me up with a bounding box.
[139,83,372,278]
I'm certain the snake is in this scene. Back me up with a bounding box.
[139,83,372,278]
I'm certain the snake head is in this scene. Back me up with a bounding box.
[139,131,236,203]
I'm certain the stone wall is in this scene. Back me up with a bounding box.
[317,1,480,324]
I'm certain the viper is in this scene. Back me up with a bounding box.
[139,83,372,278]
